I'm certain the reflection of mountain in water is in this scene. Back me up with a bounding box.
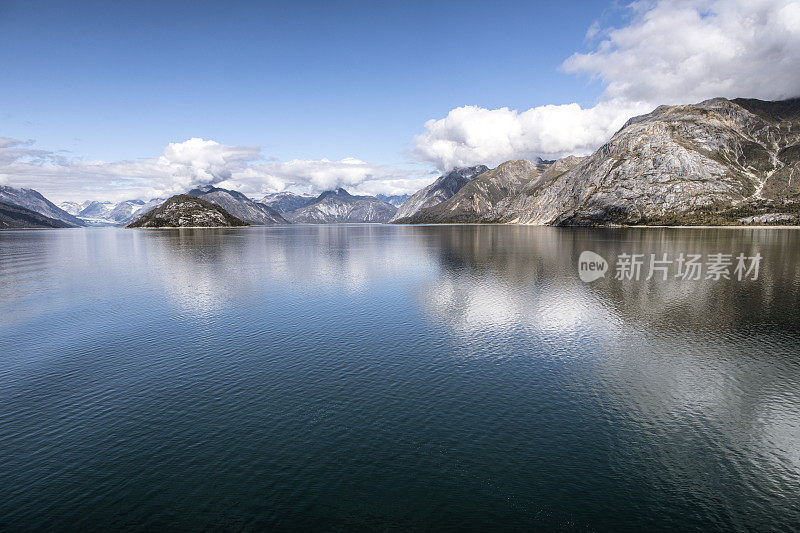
[415,225,800,334]
[413,225,800,510]
[3,225,799,530]
[137,226,433,314]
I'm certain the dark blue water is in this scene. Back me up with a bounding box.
[1,225,799,531]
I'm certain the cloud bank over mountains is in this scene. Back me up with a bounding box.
[0,137,414,202]
[413,0,800,170]
[2,0,799,199]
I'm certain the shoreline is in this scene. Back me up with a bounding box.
[7,223,800,231]
[627,224,800,229]
[391,222,800,229]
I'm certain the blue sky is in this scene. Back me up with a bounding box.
[1,0,609,164]
[1,0,797,201]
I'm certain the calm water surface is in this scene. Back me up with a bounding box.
[1,225,799,531]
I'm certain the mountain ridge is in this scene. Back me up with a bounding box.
[390,166,489,222]
[259,191,316,213]
[284,188,397,223]
[0,201,74,229]
[187,186,288,225]
[0,186,84,227]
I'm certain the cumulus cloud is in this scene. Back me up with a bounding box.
[413,100,649,171]
[239,157,408,194]
[414,0,800,171]
[158,138,260,185]
[563,0,800,104]
[0,137,421,202]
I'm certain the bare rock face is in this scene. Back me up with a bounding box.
[187,186,288,225]
[127,195,250,228]
[284,188,397,223]
[396,159,584,223]
[390,166,488,222]
[498,97,800,225]
[259,192,316,213]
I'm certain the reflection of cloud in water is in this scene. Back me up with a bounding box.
[413,225,800,496]
[134,229,262,316]
[137,223,800,490]
[136,226,435,315]
[423,274,620,338]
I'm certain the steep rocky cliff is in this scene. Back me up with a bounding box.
[390,166,488,222]
[396,158,585,223]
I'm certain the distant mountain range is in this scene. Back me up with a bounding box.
[376,193,410,207]
[3,185,401,229]
[58,198,165,225]
[259,191,317,213]
[6,97,800,230]
[284,188,397,223]
[107,199,166,225]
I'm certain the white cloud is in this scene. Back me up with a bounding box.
[413,100,649,171]
[414,0,800,171]
[349,177,434,197]
[0,137,420,202]
[158,138,260,185]
[564,0,800,104]
[238,157,414,195]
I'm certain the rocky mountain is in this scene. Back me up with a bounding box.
[0,186,83,227]
[127,195,249,228]
[395,158,583,223]
[395,97,800,226]
[260,191,316,213]
[376,193,410,207]
[187,186,288,224]
[498,97,800,225]
[284,188,397,223]
[390,166,488,222]
[0,201,73,229]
